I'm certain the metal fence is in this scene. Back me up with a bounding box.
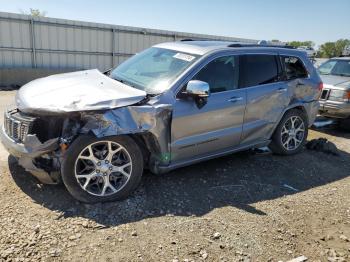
[0,11,258,71]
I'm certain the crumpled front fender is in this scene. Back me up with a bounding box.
[80,104,173,167]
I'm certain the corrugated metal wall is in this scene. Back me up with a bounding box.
[0,12,258,71]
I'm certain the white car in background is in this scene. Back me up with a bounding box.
[343,45,350,56]
[297,46,316,57]
[317,57,350,130]
[314,58,329,68]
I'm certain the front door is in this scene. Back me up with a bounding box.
[171,55,246,162]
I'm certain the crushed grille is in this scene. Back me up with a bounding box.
[3,109,35,143]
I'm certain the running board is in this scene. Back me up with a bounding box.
[155,140,271,174]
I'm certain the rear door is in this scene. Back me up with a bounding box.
[171,55,246,162]
[240,53,289,145]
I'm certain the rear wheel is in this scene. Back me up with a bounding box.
[61,135,143,203]
[269,109,308,155]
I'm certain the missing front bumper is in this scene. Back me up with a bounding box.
[0,125,60,184]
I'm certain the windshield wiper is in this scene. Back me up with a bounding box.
[114,77,134,87]
[113,76,144,91]
[112,73,147,92]
[113,77,125,84]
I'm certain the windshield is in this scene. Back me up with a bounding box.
[111,47,199,94]
[318,59,350,77]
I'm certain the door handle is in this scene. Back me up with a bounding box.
[277,87,287,92]
[228,96,243,102]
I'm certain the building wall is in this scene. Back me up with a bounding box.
[0,11,257,71]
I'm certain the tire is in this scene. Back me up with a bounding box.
[269,109,308,155]
[61,135,143,203]
[338,117,350,131]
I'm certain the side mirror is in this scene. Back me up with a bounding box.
[186,80,210,98]
[184,80,210,109]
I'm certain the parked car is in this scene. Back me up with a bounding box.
[0,41,322,202]
[317,57,350,129]
[314,58,329,68]
[343,45,350,56]
[297,46,317,57]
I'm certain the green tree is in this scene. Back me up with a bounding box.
[318,39,350,58]
[288,41,315,48]
[335,39,350,56]
[318,42,337,58]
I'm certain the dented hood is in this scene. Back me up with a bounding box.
[16,69,147,114]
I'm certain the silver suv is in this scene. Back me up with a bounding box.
[317,57,350,129]
[1,41,322,202]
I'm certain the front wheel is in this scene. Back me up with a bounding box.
[269,109,308,155]
[61,135,143,203]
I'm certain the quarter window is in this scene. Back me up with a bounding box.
[193,56,239,93]
[282,56,308,80]
[241,55,279,87]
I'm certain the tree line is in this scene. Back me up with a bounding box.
[286,39,350,58]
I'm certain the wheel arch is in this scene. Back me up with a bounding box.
[269,104,309,139]
[128,132,166,172]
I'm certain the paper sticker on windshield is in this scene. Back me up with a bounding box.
[173,53,195,62]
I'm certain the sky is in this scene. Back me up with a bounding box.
[0,0,349,47]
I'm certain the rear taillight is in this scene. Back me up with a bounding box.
[318,82,323,91]
[317,82,323,99]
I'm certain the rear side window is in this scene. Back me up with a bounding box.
[282,56,308,80]
[241,55,279,87]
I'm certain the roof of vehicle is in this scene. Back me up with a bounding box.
[329,57,350,60]
[154,40,307,56]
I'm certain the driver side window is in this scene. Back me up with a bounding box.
[193,55,239,93]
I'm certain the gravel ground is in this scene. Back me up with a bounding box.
[0,91,349,261]
[0,90,16,163]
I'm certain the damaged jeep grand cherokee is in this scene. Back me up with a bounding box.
[1,41,322,203]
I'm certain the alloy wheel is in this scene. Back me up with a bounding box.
[281,116,305,151]
[74,141,132,196]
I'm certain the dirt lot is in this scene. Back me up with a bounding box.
[0,90,349,262]
[0,90,16,163]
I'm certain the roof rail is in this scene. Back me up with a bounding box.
[227,43,295,49]
[180,38,196,41]
[180,38,214,42]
